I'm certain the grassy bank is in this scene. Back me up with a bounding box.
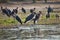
[0,11,60,27]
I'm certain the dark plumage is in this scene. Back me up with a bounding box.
[13,7,18,14]
[33,11,41,24]
[1,7,6,15]
[15,16,22,24]
[1,6,22,24]
[47,6,53,14]
[12,10,22,24]
[21,7,26,13]
[24,12,36,23]
[30,8,36,13]
[11,9,15,15]
[1,7,11,17]
[7,9,12,16]
[55,14,59,19]
[46,13,50,19]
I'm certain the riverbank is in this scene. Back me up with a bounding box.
[0,2,60,28]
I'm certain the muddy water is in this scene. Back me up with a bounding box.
[0,25,60,40]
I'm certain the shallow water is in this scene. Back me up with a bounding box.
[0,25,60,40]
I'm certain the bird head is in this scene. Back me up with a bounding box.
[34,8,36,10]
[39,11,42,14]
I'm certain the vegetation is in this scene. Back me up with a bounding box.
[0,13,18,27]
[0,11,60,27]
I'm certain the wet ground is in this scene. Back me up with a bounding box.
[0,2,60,40]
[0,25,60,40]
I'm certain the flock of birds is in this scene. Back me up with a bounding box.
[0,6,60,25]
[0,6,42,24]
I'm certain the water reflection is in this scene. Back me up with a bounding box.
[0,25,60,40]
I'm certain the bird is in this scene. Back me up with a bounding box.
[13,7,18,14]
[30,8,36,13]
[1,6,22,24]
[15,15,22,24]
[33,11,42,24]
[55,14,59,19]
[12,9,16,15]
[11,9,22,24]
[46,13,50,19]
[21,7,26,13]
[1,6,11,17]
[7,8,12,16]
[1,6,6,15]
[47,5,53,14]
[24,12,36,23]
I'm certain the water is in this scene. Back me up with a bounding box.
[0,25,60,40]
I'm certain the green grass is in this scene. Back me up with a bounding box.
[0,16,18,26]
[0,12,60,27]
